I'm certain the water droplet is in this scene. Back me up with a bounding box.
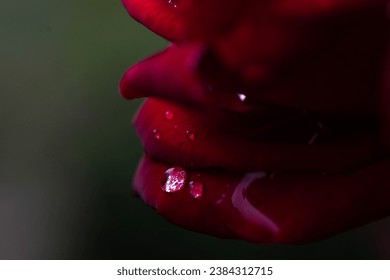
[186,130,196,141]
[164,111,174,121]
[237,93,247,102]
[152,129,161,140]
[162,167,187,193]
[165,0,177,8]
[189,181,204,198]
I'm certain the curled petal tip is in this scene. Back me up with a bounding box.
[119,66,141,100]
[121,0,185,41]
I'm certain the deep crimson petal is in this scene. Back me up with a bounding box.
[272,0,387,16]
[180,0,252,40]
[134,154,390,243]
[121,0,253,41]
[120,45,206,104]
[241,15,389,116]
[120,17,389,116]
[134,98,384,173]
[203,4,390,116]
[132,98,389,242]
[121,0,185,41]
[121,2,388,113]
[119,44,252,111]
[128,0,388,94]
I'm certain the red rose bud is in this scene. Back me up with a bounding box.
[120,0,390,243]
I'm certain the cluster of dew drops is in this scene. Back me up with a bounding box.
[153,99,327,201]
[152,110,196,142]
[153,110,203,198]
[153,92,249,198]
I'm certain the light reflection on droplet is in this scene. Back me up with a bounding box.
[186,130,196,141]
[165,0,177,8]
[189,181,204,198]
[164,111,174,121]
[152,129,161,140]
[237,93,247,102]
[162,167,187,193]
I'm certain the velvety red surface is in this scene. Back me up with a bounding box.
[120,0,390,243]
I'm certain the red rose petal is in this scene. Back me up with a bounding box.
[120,14,389,116]
[121,0,185,41]
[119,44,252,112]
[273,0,387,17]
[134,98,385,173]
[120,45,206,103]
[134,155,390,243]
[205,7,389,116]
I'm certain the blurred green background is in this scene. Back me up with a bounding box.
[1,0,390,259]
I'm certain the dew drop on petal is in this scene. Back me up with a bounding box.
[162,167,187,193]
[165,0,177,8]
[186,130,196,141]
[164,111,174,121]
[152,129,161,140]
[237,93,247,102]
[189,181,204,199]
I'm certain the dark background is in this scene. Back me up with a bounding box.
[1,0,390,259]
